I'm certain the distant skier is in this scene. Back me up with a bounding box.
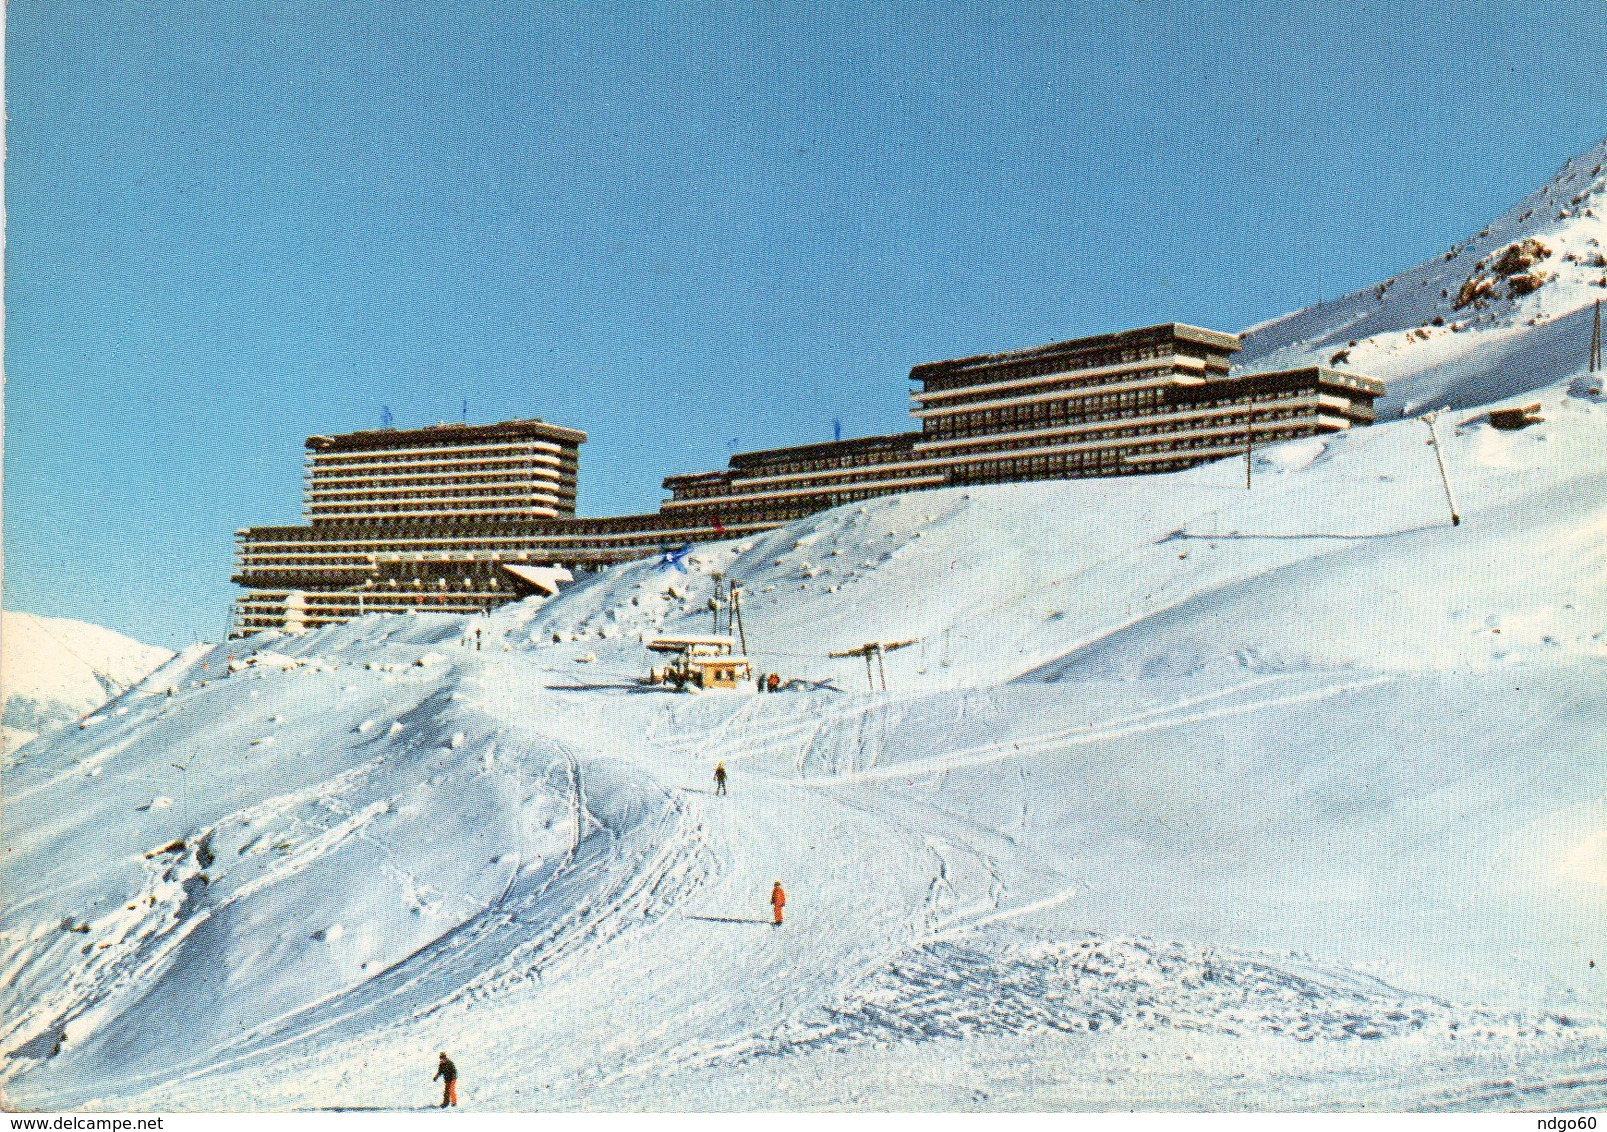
[767,673,781,694]
[770,880,786,927]
[714,761,728,796]
[755,672,767,694]
[434,1052,458,1108]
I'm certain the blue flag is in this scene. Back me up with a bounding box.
[657,544,694,573]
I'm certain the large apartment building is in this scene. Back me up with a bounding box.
[657,324,1382,512]
[303,419,583,525]
[231,323,1383,636]
[233,419,754,635]
[907,324,1381,482]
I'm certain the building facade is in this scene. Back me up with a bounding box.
[303,419,583,525]
[231,323,1383,636]
[905,325,1381,483]
[660,433,936,527]
[658,324,1382,508]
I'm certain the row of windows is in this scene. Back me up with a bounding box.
[736,447,908,479]
[944,427,1284,483]
[308,471,574,490]
[1187,385,1316,411]
[308,487,574,504]
[312,453,572,465]
[927,392,1171,436]
[312,455,575,474]
[311,503,561,518]
[925,341,1194,393]
[924,397,1323,443]
[926,367,1173,411]
[932,407,1317,456]
[240,528,726,566]
[673,467,928,502]
[672,480,735,500]
[933,388,1160,428]
[309,485,562,501]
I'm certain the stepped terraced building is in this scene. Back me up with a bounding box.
[231,323,1383,635]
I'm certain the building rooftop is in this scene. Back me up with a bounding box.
[909,323,1243,384]
[662,432,920,489]
[727,431,917,470]
[1229,364,1388,397]
[306,418,587,453]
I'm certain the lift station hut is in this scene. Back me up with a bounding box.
[643,635,754,692]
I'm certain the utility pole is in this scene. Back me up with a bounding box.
[1423,411,1461,527]
[709,573,724,635]
[1244,387,1255,490]
[731,585,749,655]
[1592,298,1602,373]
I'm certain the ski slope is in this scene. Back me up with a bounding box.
[5,372,1606,1111]
[5,142,1607,1113]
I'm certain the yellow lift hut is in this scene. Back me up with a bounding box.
[643,635,755,693]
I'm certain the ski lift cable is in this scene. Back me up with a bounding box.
[17,612,138,695]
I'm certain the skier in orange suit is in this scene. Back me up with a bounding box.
[771,881,786,927]
[434,1052,457,1107]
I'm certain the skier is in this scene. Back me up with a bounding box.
[770,880,786,927]
[755,672,767,694]
[714,761,728,796]
[434,1052,458,1108]
[767,672,781,694]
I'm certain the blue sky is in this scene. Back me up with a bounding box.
[5,0,1605,648]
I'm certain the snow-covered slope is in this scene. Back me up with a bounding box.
[1,613,174,754]
[498,385,1607,693]
[1240,137,1607,418]
[6,142,1607,1114]
[5,369,1607,1111]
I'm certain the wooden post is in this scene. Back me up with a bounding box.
[875,645,888,692]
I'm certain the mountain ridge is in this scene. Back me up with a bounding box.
[1238,136,1607,417]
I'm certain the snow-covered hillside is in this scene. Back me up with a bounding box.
[1,613,174,754]
[5,368,1607,1111]
[1240,137,1607,418]
[5,141,1607,1114]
